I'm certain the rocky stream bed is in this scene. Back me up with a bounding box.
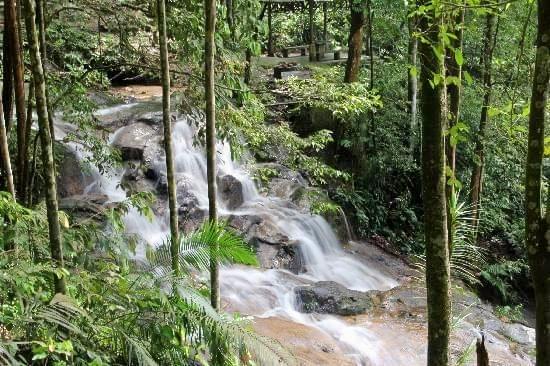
[54,90,536,365]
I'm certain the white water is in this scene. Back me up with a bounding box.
[66,103,404,365]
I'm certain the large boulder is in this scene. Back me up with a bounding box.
[112,122,157,161]
[227,214,303,273]
[295,281,377,316]
[218,175,244,210]
[56,146,94,198]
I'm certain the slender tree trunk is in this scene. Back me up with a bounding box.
[6,0,28,199]
[36,0,47,61]
[470,6,497,237]
[366,0,375,149]
[226,0,234,40]
[157,0,180,275]
[445,6,465,249]
[267,3,274,56]
[204,0,219,310]
[407,2,419,153]
[525,2,550,365]
[344,0,365,83]
[23,0,67,295]
[418,2,451,365]
[3,4,14,132]
[308,0,315,61]
[244,48,252,85]
[23,80,34,205]
[0,99,16,200]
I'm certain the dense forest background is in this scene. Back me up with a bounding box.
[0,0,549,365]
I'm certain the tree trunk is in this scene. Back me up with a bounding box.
[470,7,497,237]
[6,0,27,199]
[344,0,365,83]
[525,1,550,365]
[23,0,67,295]
[0,99,16,200]
[157,0,180,275]
[23,80,34,205]
[444,6,465,249]
[308,0,315,62]
[226,0,234,40]
[36,0,47,61]
[366,0,375,149]
[3,4,14,133]
[244,48,252,85]
[418,2,451,365]
[476,334,489,366]
[204,0,219,310]
[407,2,419,153]
[267,3,274,56]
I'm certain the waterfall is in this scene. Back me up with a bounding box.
[66,102,420,366]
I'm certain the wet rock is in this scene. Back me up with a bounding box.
[380,286,427,318]
[59,194,109,221]
[501,323,535,346]
[295,281,376,316]
[56,146,94,198]
[121,167,157,195]
[255,241,303,273]
[112,122,157,161]
[274,244,303,274]
[250,220,292,246]
[218,174,244,210]
[228,214,262,239]
[178,190,205,233]
[227,214,303,272]
[322,208,353,244]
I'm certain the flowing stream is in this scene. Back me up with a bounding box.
[60,102,421,365]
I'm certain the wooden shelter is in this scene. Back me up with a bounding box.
[259,0,332,61]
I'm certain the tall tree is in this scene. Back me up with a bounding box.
[204,0,219,310]
[445,5,465,184]
[6,0,28,199]
[418,1,452,365]
[157,0,180,275]
[524,0,550,364]
[36,0,48,61]
[2,3,14,132]
[344,0,366,83]
[23,0,67,294]
[445,5,465,248]
[0,99,16,200]
[470,4,498,236]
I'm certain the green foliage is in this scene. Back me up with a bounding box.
[480,260,529,304]
[495,304,524,323]
[0,194,290,365]
[217,94,348,185]
[280,66,381,125]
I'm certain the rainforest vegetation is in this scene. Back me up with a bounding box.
[0,0,549,365]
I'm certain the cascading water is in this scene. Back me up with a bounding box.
[62,102,419,366]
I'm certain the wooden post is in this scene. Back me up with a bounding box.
[308,0,315,61]
[267,2,274,56]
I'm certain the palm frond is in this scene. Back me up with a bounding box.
[35,294,88,335]
[174,281,296,366]
[0,342,20,366]
[149,220,258,273]
[415,191,488,285]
